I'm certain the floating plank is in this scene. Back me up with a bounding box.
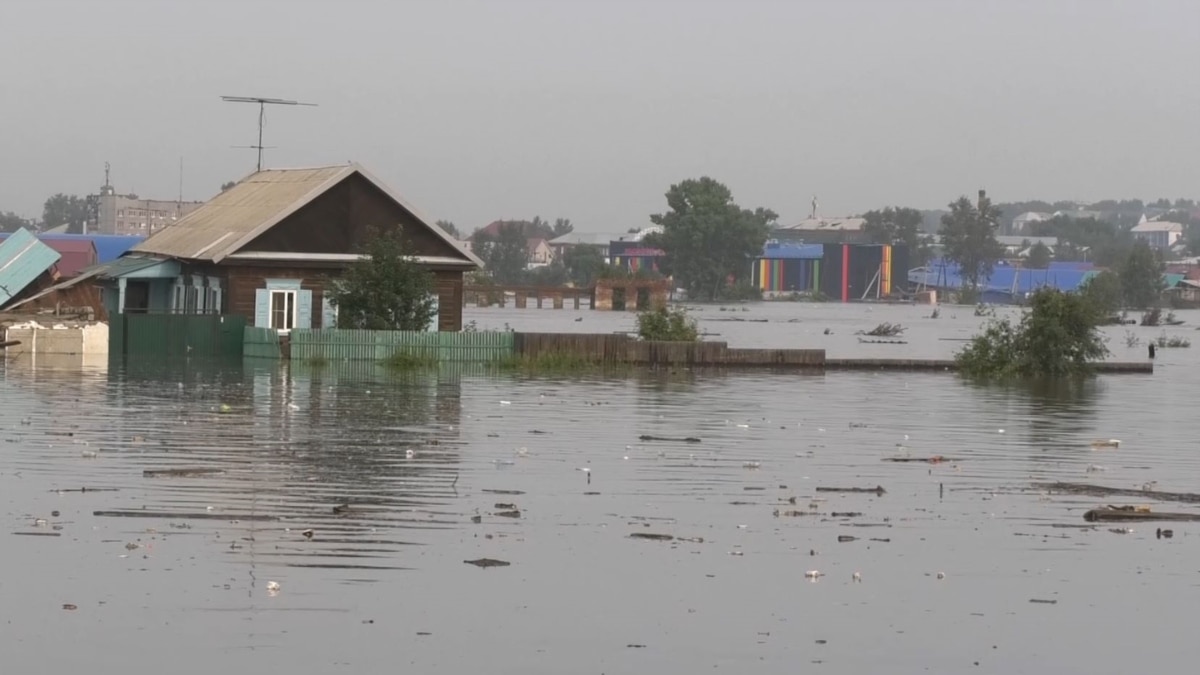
[1037,482,1200,505]
[816,486,886,496]
[93,510,277,521]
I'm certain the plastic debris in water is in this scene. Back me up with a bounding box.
[1090,439,1121,449]
[266,581,281,595]
[852,572,862,583]
[499,400,512,406]
[743,461,761,469]
[936,572,946,580]
[805,570,823,581]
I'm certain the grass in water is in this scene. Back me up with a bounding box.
[380,350,439,370]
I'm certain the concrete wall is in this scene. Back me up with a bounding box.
[4,323,109,356]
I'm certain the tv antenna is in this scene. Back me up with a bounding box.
[221,95,317,171]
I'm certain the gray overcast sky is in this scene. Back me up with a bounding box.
[3,0,1198,231]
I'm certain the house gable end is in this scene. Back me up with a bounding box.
[238,172,469,261]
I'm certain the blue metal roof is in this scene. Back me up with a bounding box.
[758,242,824,260]
[0,232,144,263]
[909,260,1097,294]
[0,228,61,307]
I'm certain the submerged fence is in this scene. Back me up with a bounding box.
[244,327,515,363]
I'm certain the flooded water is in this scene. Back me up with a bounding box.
[3,305,1198,674]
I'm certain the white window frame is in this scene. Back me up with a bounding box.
[269,289,297,331]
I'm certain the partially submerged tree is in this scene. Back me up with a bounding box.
[648,177,775,301]
[326,230,438,331]
[1119,239,1166,309]
[42,193,90,232]
[939,190,1004,290]
[1079,270,1123,317]
[956,287,1109,377]
[636,306,699,342]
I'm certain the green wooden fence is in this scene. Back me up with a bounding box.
[292,329,514,362]
[111,313,246,358]
[243,328,515,362]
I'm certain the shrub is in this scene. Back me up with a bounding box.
[957,288,1108,377]
[636,307,699,342]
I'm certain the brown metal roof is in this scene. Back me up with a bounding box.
[130,163,481,267]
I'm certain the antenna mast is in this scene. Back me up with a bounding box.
[221,95,317,171]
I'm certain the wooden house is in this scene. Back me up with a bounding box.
[22,164,481,331]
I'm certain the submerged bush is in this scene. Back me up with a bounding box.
[636,307,700,342]
[956,288,1108,377]
[381,350,438,370]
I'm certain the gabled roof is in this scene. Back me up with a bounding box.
[776,217,866,232]
[1132,220,1184,233]
[131,163,481,266]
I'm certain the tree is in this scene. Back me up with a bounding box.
[220,181,237,192]
[1119,239,1166,309]
[42,193,90,232]
[648,177,776,301]
[957,287,1109,377]
[636,307,699,342]
[562,245,606,286]
[1026,241,1052,269]
[862,206,934,266]
[1079,270,1123,317]
[939,190,1004,290]
[326,230,438,331]
[0,211,30,233]
[473,223,530,284]
[435,220,461,239]
[552,218,574,238]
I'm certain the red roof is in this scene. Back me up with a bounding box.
[42,239,97,277]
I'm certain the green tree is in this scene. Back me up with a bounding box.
[1025,241,1052,269]
[552,218,574,237]
[326,230,438,331]
[939,190,1004,289]
[0,211,31,233]
[957,287,1109,377]
[636,307,699,342]
[648,177,776,301]
[220,181,237,192]
[435,219,461,239]
[1119,239,1166,309]
[42,193,90,232]
[562,245,606,286]
[473,223,530,284]
[861,206,934,266]
[1079,270,1123,317]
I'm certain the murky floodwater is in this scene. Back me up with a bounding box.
[3,304,1198,674]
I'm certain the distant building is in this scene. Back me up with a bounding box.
[771,216,868,244]
[1131,219,1183,251]
[526,237,553,266]
[1011,212,1051,233]
[95,190,204,236]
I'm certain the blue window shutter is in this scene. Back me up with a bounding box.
[297,289,313,329]
[254,289,269,327]
[321,294,337,329]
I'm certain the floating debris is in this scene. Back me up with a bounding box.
[62,604,77,611]
[817,486,886,496]
[883,456,957,464]
[266,581,281,594]
[1029,598,1058,605]
[837,535,858,543]
[143,468,226,478]
[1036,482,1200,504]
[1090,439,1122,449]
[804,570,823,580]
[1157,528,1174,539]
[852,572,862,583]
[301,529,314,540]
[93,510,277,521]
[1084,506,1200,523]
[638,435,701,443]
[494,510,521,518]
[831,511,863,518]
[464,558,510,568]
[629,533,674,541]
[482,489,525,495]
